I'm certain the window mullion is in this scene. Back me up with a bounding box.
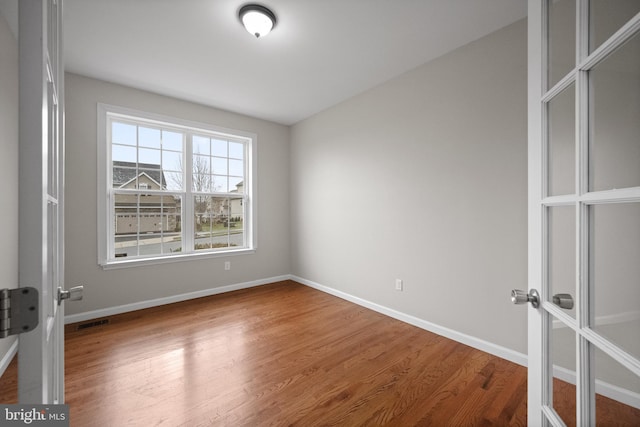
[183,133,194,253]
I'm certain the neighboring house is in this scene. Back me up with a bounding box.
[198,181,244,228]
[113,161,180,234]
[230,181,243,219]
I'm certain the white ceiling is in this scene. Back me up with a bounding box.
[3,0,527,125]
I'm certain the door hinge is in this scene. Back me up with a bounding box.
[0,287,39,338]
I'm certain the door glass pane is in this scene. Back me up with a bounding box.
[589,0,640,53]
[549,206,577,319]
[594,347,640,424]
[548,0,576,88]
[552,318,577,426]
[548,84,576,196]
[591,202,640,360]
[590,32,640,191]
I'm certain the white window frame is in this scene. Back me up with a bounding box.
[97,103,257,269]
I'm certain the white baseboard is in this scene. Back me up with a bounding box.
[291,275,528,367]
[292,275,640,410]
[64,275,291,325]
[61,273,639,410]
[0,339,18,379]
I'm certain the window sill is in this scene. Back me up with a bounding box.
[99,248,256,270]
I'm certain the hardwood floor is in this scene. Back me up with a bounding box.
[0,280,638,426]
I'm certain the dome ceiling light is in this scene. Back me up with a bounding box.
[239,4,277,38]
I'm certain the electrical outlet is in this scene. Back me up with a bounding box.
[395,279,403,291]
[224,261,231,271]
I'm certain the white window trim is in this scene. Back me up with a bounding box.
[97,103,257,269]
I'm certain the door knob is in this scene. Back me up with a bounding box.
[511,289,540,308]
[552,293,574,310]
[58,285,84,305]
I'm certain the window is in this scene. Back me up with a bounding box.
[98,104,256,268]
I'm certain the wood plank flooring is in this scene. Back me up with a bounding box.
[0,280,638,426]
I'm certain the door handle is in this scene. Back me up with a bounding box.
[511,289,540,308]
[58,285,84,305]
[552,293,574,310]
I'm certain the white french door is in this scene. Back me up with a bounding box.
[528,0,640,425]
[18,0,66,403]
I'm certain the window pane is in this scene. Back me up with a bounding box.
[114,234,136,258]
[589,32,640,191]
[212,139,227,157]
[112,121,183,195]
[162,130,183,151]
[194,195,211,249]
[229,159,244,177]
[114,193,139,258]
[194,195,210,214]
[162,151,182,172]
[114,194,182,257]
[112,144,137,163]
[164,172,183,191]
[158,195,181,255]
[139,168,165,190]
[139,126,161,149]
[140,198,162,226]
[194,196,234,251]
[229,177,243,193]
[138,199,162,255]
[192,174,211,192]
[193,135,210,155]
[138,239,161,257]
[212,157,227,175]
[139,148,161,165]
[112,164,137,188]
[193,155,210,174]
[112,122,136,146]
[212,175,228,192]
[229,141,244,159]
[229,198,244,247]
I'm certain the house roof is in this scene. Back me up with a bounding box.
[113,161,167,188]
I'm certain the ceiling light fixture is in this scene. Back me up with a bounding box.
[239,4,277,38]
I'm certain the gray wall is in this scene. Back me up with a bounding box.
[290,20,529,354]
[0,11,19,372]
[64,73,291,316]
